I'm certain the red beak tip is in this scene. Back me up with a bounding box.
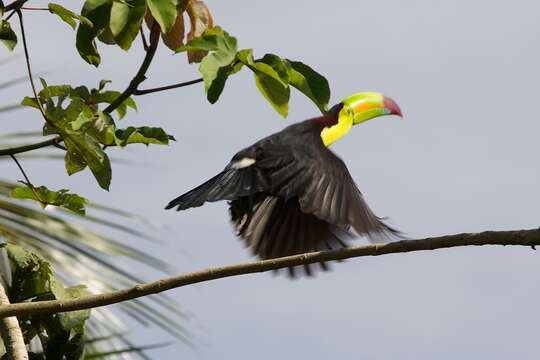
[383,96,403,118]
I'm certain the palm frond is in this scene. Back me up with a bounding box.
[0,70,188,358]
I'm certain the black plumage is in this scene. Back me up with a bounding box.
[166,104,398,275]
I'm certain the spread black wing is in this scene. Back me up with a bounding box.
[166,123,398,275]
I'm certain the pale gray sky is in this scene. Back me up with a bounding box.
[3,0,540,358]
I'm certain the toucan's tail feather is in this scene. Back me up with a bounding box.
[165,171,227,211]
[165,168,264,211]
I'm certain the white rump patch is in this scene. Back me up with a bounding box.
[231,158,256,169]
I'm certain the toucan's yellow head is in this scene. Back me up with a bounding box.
[321,92,402,146]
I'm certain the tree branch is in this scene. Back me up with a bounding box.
[0,137,61,156]
[0,283,28,360]
[4,0,27,11]
[103,21,160,114]
[0,14,160,157]
[133,78,203,96]
[17,11,48,122]
[0,228,538,319]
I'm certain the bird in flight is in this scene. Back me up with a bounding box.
[166,92,402,275]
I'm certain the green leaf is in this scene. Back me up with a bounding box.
[115,126,175,146]
[7,244,91,359]
[176,26,226,52]
[76,0,112,66]
[55,285,91,331]
[0,20,17,51]
[94,91,137,119]
[98,79,111,90]
[97,24,116,44]
[48,3,93,30]
[258,53,289,83]
[64,134,112,190]
[147,0,176,33]
[109,0,146,50]
[286,60,330,113]
[40,94,112,189]
[178,27,238,103]
[21,96,40,109]
[10,185,88,215]
[65,148,87,174]
[238,50,290,117]
[8,244,55,301]
[253,69,290,117]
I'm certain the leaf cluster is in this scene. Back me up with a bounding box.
[177,27,331,116]
[21,79,173,191]
[6,244,90,360]
[0,0,334,356]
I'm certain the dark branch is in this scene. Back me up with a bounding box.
[4,0,26,11]
[10,154,31,185]
[103,21,161,114]
[133,78,203,96]
[11,154,46,204]
[17,10,48,121]
[0,228,538,319]
[20,7,48,11]
[140,25,149,51]
[0,12,160,157]
[0,137,60,156]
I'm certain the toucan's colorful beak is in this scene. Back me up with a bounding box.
[383,96,403,117]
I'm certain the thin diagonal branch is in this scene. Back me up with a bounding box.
[17,10,47,122]
[9,155,31,185]
[0,137,61,156]
[20,7,48,11]
[10,154,44,204]
[133,78,203,96]
[103,21,160,114]
[0,228,538,319]
[140,25,149,51]
[4,0,27,11]
[0,12,160,157]
[0,283,28,360]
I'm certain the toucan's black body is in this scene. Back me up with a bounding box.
[166,104,398,275]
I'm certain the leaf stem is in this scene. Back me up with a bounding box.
[9,154,31,185]
[140,25,149,51]
[20,7,48,11]
[103,21,161,114]
[17,10,48,122]
[10,154,44,204]
[133,78,203,96]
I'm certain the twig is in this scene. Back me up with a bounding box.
[17,10,48,122]
[103,21,160,114]
[4,0,27,11]
[140,25,149,51]
[0,283,29,360]
[20,7,48,11]
[133,78,203,96]
[0,16,160,157]
[0,137,60,156]
[53,143,66,151]
[0,228,538,319]
[10,154,44,204]
[10,154,31,185]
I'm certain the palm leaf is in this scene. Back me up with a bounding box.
[0,60,188,358]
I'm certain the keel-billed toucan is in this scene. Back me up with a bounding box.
[166,92,402,275]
